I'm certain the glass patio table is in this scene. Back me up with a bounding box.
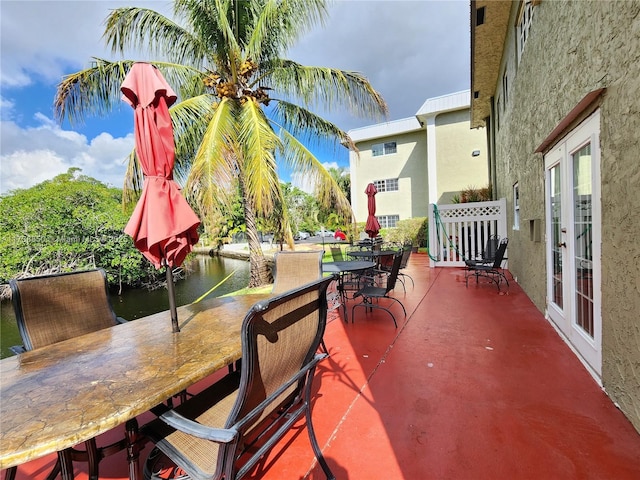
[0,293,268,480]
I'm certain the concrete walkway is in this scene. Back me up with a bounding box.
[254,253,640,479]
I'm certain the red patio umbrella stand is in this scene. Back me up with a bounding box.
[122,62,200,333]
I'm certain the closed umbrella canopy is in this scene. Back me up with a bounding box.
[365,183,381,238]
[122,62,200,332]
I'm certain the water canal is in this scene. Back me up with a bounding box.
[0,255,252,359]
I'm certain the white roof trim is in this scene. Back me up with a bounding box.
[347,117,423,142]
[347,90,472,143]
[415,90,471,117]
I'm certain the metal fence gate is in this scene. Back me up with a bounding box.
[427,198,507,267]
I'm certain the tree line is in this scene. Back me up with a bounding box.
[0,167,352,300]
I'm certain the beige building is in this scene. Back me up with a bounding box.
[471,0,640,432]
[348,90,488,226]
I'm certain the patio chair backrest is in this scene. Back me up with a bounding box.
[400,245,412,269]
[233,276,332,433]
[10,269,119,351]
[144,276,335,480]
[492,238,509,268]
[271,250,324,294]
[483,234,500,262]
[372,236,383,252]
[384,252,404,294]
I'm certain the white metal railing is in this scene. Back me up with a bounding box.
[428,199,507,267]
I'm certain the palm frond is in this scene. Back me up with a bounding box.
[173,0,234,74]
[266,62,388,120]
[54,58,133,126]
[271,180,295,250]
[170,94,219,181]
[238,98,282,214]
[122,151,142,209]
[247,0,329,63]
[184,169,227,235]
[103,7,209,70]
[183,97,238,227]
[186,96,237,193]
[54,59,202,126]
[270,100,356,152]
[279,129,353,220]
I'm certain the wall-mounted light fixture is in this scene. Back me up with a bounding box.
[472,150,481,157]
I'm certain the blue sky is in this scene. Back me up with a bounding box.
[1,0,470,194]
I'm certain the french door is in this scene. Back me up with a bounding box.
[544,111,601,379]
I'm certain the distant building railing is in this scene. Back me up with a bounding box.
[428,199,507,267]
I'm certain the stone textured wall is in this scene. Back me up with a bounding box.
[494,0,640,431]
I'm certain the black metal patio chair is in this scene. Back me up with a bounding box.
[396,243,415,291]
[467,233,500,267]
[139,276,336,480]
[351,252,407,328]
[465,237,509,291]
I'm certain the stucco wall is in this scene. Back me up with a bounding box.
[493,0,640,431]
[435,109,489,203]
[350,130,428,222]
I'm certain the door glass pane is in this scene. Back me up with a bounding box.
[550,164,563,308]
[573,144,594,337]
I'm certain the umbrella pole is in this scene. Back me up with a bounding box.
[166,265,180,333]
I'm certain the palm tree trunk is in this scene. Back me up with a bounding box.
[239,178,271,287]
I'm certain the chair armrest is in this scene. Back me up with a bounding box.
[9,345,26,355]
[159,410,238,443]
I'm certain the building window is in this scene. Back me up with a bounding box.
[517,0,535,60]
[373,178,399,192]
[372,141,397,157]
[476,6,485,26]
[377,215,400,228]
[513,183,520,230]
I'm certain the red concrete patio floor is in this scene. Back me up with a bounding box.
[5,253,640,479]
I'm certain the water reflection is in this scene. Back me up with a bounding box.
[0,255,251,358]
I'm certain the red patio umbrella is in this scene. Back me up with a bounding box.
[365,183,381,239]
[122,62,200,333]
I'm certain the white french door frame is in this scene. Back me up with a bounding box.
[544,110,602,381]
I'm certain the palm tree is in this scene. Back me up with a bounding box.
[54,0,387,287]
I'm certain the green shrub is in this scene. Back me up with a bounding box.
[384,217,427,247]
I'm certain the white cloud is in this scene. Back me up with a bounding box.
[321,161,341,171]
[289,161,345,194]
[0,1,171,87]
[290,170,314,194]
[1,149,69,192]
[0,95,15,120]
[288,0,470,130]
[0,0,470,191]
[0,115,134,193]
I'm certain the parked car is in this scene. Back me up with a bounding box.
[295,231,310,240]
[334,229,346,241]
[315,230,335,238]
